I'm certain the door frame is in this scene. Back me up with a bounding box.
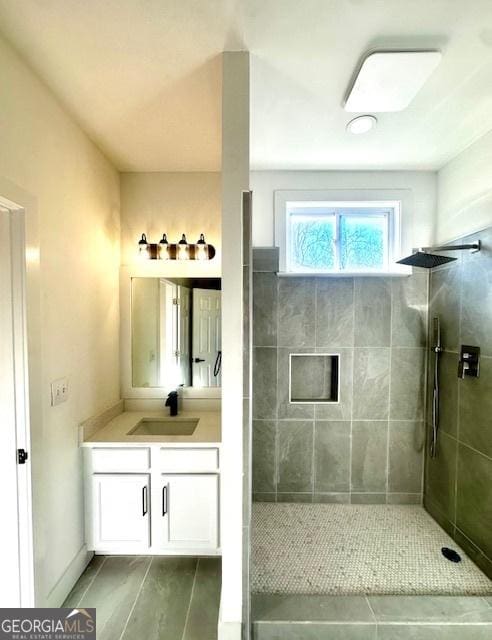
[0,179,41,607]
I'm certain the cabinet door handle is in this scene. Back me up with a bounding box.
[142,485,148,517]
[162,485,168,516]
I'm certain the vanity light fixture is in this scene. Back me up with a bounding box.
[137,233,216,260]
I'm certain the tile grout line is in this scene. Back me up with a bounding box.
[421,269,430,502]
[311,279,318,500]
[456,440,492,462]
[274,275,280,502]
[117,556,153,640]
[364,594,378,624]
[181,558,200,640]
[429,428,492,463]
[255,417,423,423]
[254,345,426,350]
[455,525,492,567]
[349,279,355,502]
[453,256,464,536]
[385,278,394,503]
[75,555,108,607]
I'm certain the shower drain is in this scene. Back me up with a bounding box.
[442,547,462,563]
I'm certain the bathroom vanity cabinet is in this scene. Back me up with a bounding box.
[83,444,220,555]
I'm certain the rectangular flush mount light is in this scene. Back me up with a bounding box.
[344,50,442,112]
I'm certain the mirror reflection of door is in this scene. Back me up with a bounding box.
[177,284,191,387]
[158,280,192,388]
[131,277,221,389]
[158,279,179,387]
[192,288,222,388]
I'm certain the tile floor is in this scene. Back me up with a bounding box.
[252,503,492,595]
[63,556,221,640]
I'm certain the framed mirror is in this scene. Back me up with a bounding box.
[130,277,221,391]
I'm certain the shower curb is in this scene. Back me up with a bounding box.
[252,594,492,639]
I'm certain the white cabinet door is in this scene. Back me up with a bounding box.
[161,474,219,551]
[91,474,150,551]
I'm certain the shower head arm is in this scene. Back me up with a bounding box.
[418,242,481,254]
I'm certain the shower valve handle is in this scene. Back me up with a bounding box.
[458,345,480,379]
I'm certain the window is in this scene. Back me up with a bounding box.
[276,194,402,275]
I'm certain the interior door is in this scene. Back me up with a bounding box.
[161,474,219,551]
[0,207,34,606]
[92,474,150,551]
[192,288,221,387]
[0,209,22,606]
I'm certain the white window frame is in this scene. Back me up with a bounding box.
[275,190,411,276]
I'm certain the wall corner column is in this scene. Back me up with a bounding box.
[219,51,250,640]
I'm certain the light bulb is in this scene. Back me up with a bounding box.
[159,233,169,260]
[178,234,189,260]
[195,233,208,260]
[138,233,149,260]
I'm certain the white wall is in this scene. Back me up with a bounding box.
[436,131,492,243]
[251,171,437,251]
[120,172,221,265]
[219,52,249,640]
[0,34,120,606]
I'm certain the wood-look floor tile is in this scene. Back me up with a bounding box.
[121,557,197,640]
[78,556,151,640]
[183,558,221,640]
[63,555,106,608]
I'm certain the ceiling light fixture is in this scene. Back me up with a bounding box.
[344,50,442,113]
[346,114,377,134]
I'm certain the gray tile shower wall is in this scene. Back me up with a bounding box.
[252,247,427,505]
[425,226,492,580]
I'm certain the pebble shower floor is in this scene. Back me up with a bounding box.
[251,503,492,596]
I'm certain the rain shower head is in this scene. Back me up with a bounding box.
[397,241,481,269]
[397,252,456,269]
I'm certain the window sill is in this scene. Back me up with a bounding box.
[276,270,412,278]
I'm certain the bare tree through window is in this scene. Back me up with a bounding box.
[340,216,385,270]
[291,218,335,269]
[288,209,388,272]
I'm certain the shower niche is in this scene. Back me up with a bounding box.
[289,353,339,404]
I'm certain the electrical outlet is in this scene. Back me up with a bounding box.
[51,377,69,406]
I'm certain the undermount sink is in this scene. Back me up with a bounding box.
[128,418,199,436]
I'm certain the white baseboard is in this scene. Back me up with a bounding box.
[218,619,242,640]
[218,594,242,640]
[43,544,93,608]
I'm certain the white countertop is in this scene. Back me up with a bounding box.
[82,410,221,446]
